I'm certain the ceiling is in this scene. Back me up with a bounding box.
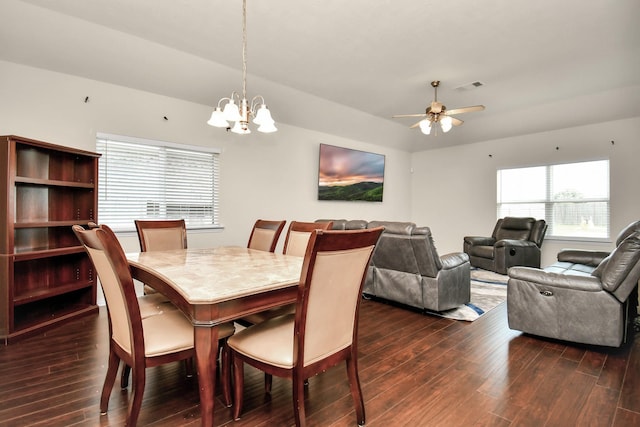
[2,0,639,152]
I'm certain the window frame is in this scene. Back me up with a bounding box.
[497,159,610,241]
[96,133,222,233]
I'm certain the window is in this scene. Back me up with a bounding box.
[497,160,609,239]
[96,134,221,232]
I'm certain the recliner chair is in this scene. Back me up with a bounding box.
[507,220,640,347]
[463,217,547,274]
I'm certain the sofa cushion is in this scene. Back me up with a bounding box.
[544,261,596,276]
[468,244,494,260]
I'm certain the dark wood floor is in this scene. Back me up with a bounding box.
[1,300,639,426]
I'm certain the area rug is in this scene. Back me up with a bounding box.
[431,268,508,322]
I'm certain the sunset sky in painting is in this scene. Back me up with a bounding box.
[318,144,385,187]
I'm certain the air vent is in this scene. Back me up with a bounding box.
[455,81,485,91]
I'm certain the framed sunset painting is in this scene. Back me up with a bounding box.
[317,143,385,202]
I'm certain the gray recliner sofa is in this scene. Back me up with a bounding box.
[464,217,547,274]
[507,220,640,347]
[317,219,470,312]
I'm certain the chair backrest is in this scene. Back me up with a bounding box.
[73,224,142,357]
[247,219,286,252]
[283,221,333,257]
[493,217,547,246]
[296,227,383,367]
[593,230,640,302]
[135,219,187,252]
[615,220,640,246]
[315,219,368,230]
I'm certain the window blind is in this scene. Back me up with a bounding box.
[96,134,221,232]
[497,160,609,239]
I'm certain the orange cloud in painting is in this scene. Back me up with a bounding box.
[318,144,385,187]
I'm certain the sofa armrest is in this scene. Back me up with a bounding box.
[463,236,495,246]
[440,252,469,270]
[557,249,610,267]
[509,266,604,292]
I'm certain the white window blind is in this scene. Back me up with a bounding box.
[497,160,610,239]
[96,134,221,232]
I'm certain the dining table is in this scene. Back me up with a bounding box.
[126,246,303,427]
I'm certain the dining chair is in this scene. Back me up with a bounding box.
[239,220,333,326]
[246,219,286,252]
[228,226,384,427]
[73,224,235,426]
[135,219,188,298]
[283,220,334,256]
[88,222,173,320]
[131,219,235,402]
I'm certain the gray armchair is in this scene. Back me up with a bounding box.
[464,217,547,274]
[507,220,640,347]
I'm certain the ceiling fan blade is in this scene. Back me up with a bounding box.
[392,114,427,118]
[409,119,424,129]
[444,105,485,115]
[451,117,464,126]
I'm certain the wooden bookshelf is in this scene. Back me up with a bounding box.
[0,135,100,343]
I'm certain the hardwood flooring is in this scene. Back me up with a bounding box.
[1,300,639,426]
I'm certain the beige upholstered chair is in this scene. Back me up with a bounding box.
[240,221,333,326]
[135,219,188,252]
[247,219,286,252]
[131,219,235,400]
[228,227,383,426]
[73,224,234,426]
[135,219,188,297]
[283,220,333,256]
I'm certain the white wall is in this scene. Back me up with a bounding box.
[0,61,412,256]
[411,116,640,266]
[3,59,638,272]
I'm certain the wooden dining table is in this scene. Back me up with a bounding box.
[126,246,303,427]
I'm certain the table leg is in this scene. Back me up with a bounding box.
[195,325,219,427]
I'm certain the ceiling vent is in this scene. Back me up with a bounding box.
[455,81,485,91]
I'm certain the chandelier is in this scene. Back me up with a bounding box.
[207,0,276,134]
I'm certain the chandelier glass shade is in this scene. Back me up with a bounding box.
[207,0,277,134]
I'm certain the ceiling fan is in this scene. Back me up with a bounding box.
[393,81,485,135]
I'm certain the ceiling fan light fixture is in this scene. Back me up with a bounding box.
[419,119,432,135]
[392,79,485,137]
[440,116,453,133]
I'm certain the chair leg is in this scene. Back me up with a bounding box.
[292,371,306,427]
[121,364,131,389]
[220,344,232,407]
[264,373,273,393]
[127,364,146,427]
[346,356,365,426]
[100,350,120,414]
[185,357,194,378]
[232,354,245,420]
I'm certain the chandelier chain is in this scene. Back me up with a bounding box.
[242,0,247,100]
